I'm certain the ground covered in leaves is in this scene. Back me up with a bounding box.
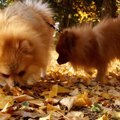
[0,51,120,120]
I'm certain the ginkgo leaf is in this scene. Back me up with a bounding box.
[74,92,92,107]
[48,84,58,98]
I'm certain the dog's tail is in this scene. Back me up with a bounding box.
[24,0,53,17]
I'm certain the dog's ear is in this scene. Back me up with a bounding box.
[20,40,33,54]
[62,31,76,51]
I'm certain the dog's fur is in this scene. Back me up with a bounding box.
[0,0,54,86]
[56,17,120,82]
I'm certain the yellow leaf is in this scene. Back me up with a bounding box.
[49,84,58,98]
[47,104,60,111]
[57,85,70,93]
[101,93,111,99]
[48,84,70,98]
[97,114,109,120]
[0,94,14,109]
[74,92,92,107]
[39,112,53,120]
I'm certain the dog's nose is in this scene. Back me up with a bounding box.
[57,57,64,65]
[57,59,62,65]
[57,57,69,65]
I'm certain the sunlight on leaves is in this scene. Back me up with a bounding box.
[74,92,92,107]
[48,84,70,98]
[0,94,14,110]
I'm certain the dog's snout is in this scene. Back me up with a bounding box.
[57,56,69,65]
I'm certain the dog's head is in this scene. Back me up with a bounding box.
[56,30,77,65]
[0,23,42,87]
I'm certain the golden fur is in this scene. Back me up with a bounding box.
[56,17,120,82]
[0,0,54,86]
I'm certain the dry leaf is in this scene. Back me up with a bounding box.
[48,84,70,98]
[0,94,14,109]
[109,110,120,119]
[66,111,84,119]
[70,88,80,96]
[29,99,44,107]
[101,93,111,99]
[108,89,120,97]
[97,114,109,120]
[39,112,53,120]
[14,94,34,102]
[60,96,76,111]
[16,110,41,118]
[0,112,11,120]
[47,104,60,111]
[74,92,92,107]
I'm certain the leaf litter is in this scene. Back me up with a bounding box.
[0,51,120,120]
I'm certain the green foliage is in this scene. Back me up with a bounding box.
[0,0,119,31]
[49,0,118,30]
[0,0,13,9]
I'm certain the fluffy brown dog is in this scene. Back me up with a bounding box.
[0,0,54,87]
[56,17,120,83]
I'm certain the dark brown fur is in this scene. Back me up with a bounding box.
[56,17,120,82]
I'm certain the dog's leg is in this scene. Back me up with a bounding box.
[95,64,107,83]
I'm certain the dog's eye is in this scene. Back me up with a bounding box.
[1,73,10,78]
[18,70,26,77]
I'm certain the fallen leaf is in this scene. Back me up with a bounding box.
[109,110,120,119]
[66,111,84,119]
[48,84,58,98]
[47,104,60,111]
[14,94,34,102]
[114,99,120,106]
[29,99,44,107]
[70,88,80,96]
[39,112,53,120]
[74,92,92,107]
[0,112,11,120]
[101,93,111,99]
[97,114,109,120]
[48,84,70,98]
[14,110,40,118]
[60,96,76,111]
[108,89,120,97]
[0,94,14,109]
